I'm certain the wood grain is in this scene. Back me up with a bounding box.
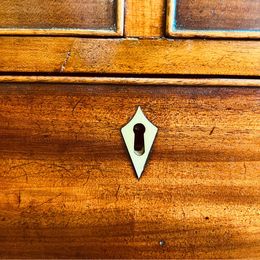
[0,83,259,258]
[0,76,260,87]
[167,0,260,38]
[0,0,124,36]
[175,0,260,30]
[125,0,165,37]
[1,37,260,76]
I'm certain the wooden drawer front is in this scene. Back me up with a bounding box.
[1,38,260,76]
[167,0,260,38]
[0,0,124,36]
[0,83,259,258]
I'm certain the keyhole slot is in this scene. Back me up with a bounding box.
[133,123,146,156]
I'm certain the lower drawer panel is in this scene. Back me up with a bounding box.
[0,83,259,258]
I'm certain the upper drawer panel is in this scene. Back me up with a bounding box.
[0,0,124,36]
[167,0,260,38]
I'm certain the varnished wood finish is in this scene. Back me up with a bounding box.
[176,0,260,30]
[125,0,165,37]
[1,37,260,76]
[0,83,259,258]
[0,76,260,87]
[0,0,124,36]
[0,0,259,258]
[167,0,260,38]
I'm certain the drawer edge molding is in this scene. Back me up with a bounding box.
[0,76,259,87]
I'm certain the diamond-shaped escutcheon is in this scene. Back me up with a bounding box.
[121,106,158,179]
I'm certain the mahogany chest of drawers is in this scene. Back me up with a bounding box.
[0,0,259,258]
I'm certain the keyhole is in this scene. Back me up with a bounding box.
[133,123,146,156]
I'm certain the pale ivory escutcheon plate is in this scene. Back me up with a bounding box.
[121,107,158,179]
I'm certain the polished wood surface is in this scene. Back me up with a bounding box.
[0,0,259,258]
[175,0,260,30]
[0,76,260,87]
[0,0,124,36]
[125,0,165,37]
[1,37,260,76]
[0,83,259,258]
[167,0,260,38]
